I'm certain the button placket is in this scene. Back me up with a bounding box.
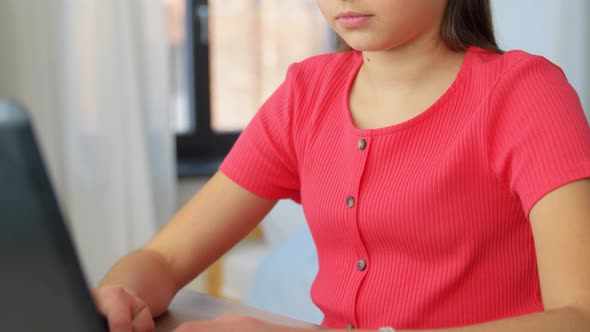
[345,135,372,328]
[346,137,368,210]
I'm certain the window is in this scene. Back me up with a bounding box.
[165,0,335,176]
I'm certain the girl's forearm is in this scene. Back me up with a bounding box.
[99,248,179,317]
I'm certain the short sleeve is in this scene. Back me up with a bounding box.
[487,55,590,216]
[219,64,301,203]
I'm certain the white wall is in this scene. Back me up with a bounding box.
[1,1,177,285]
[0,1,65,195]
[492,0,589,114]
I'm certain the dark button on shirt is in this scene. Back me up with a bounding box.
[357,259,367,271]
[357,138,367,150]
[346,196,355,208]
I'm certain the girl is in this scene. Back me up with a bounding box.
[94,0,590,331]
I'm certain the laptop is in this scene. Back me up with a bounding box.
[0,100,108,331]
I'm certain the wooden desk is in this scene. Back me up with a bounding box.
[156,289,321,331]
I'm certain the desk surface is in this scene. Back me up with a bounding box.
[155,290,320,331]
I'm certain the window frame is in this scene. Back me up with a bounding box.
[175,0,338,177]
[176,0,240,176]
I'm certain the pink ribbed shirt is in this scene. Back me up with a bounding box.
[219,47,590,329]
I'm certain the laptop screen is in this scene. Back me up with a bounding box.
[0,101,107,331]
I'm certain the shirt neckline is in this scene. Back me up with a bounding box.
[343,46,477,137]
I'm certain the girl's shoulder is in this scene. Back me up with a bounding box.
[466,47,572,104]
[469,46,564,81]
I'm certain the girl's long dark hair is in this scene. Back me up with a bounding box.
[441,0,501,52]
[339,0,502,53]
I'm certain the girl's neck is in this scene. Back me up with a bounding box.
[360,36,466,91]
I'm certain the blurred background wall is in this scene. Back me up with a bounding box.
[0,0,177,285]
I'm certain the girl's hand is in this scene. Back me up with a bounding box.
[92,286,155,332]
[173,314,278,332]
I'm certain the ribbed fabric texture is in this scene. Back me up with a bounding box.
[220,47,590,330]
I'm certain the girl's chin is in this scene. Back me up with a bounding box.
[339,36,395,52]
